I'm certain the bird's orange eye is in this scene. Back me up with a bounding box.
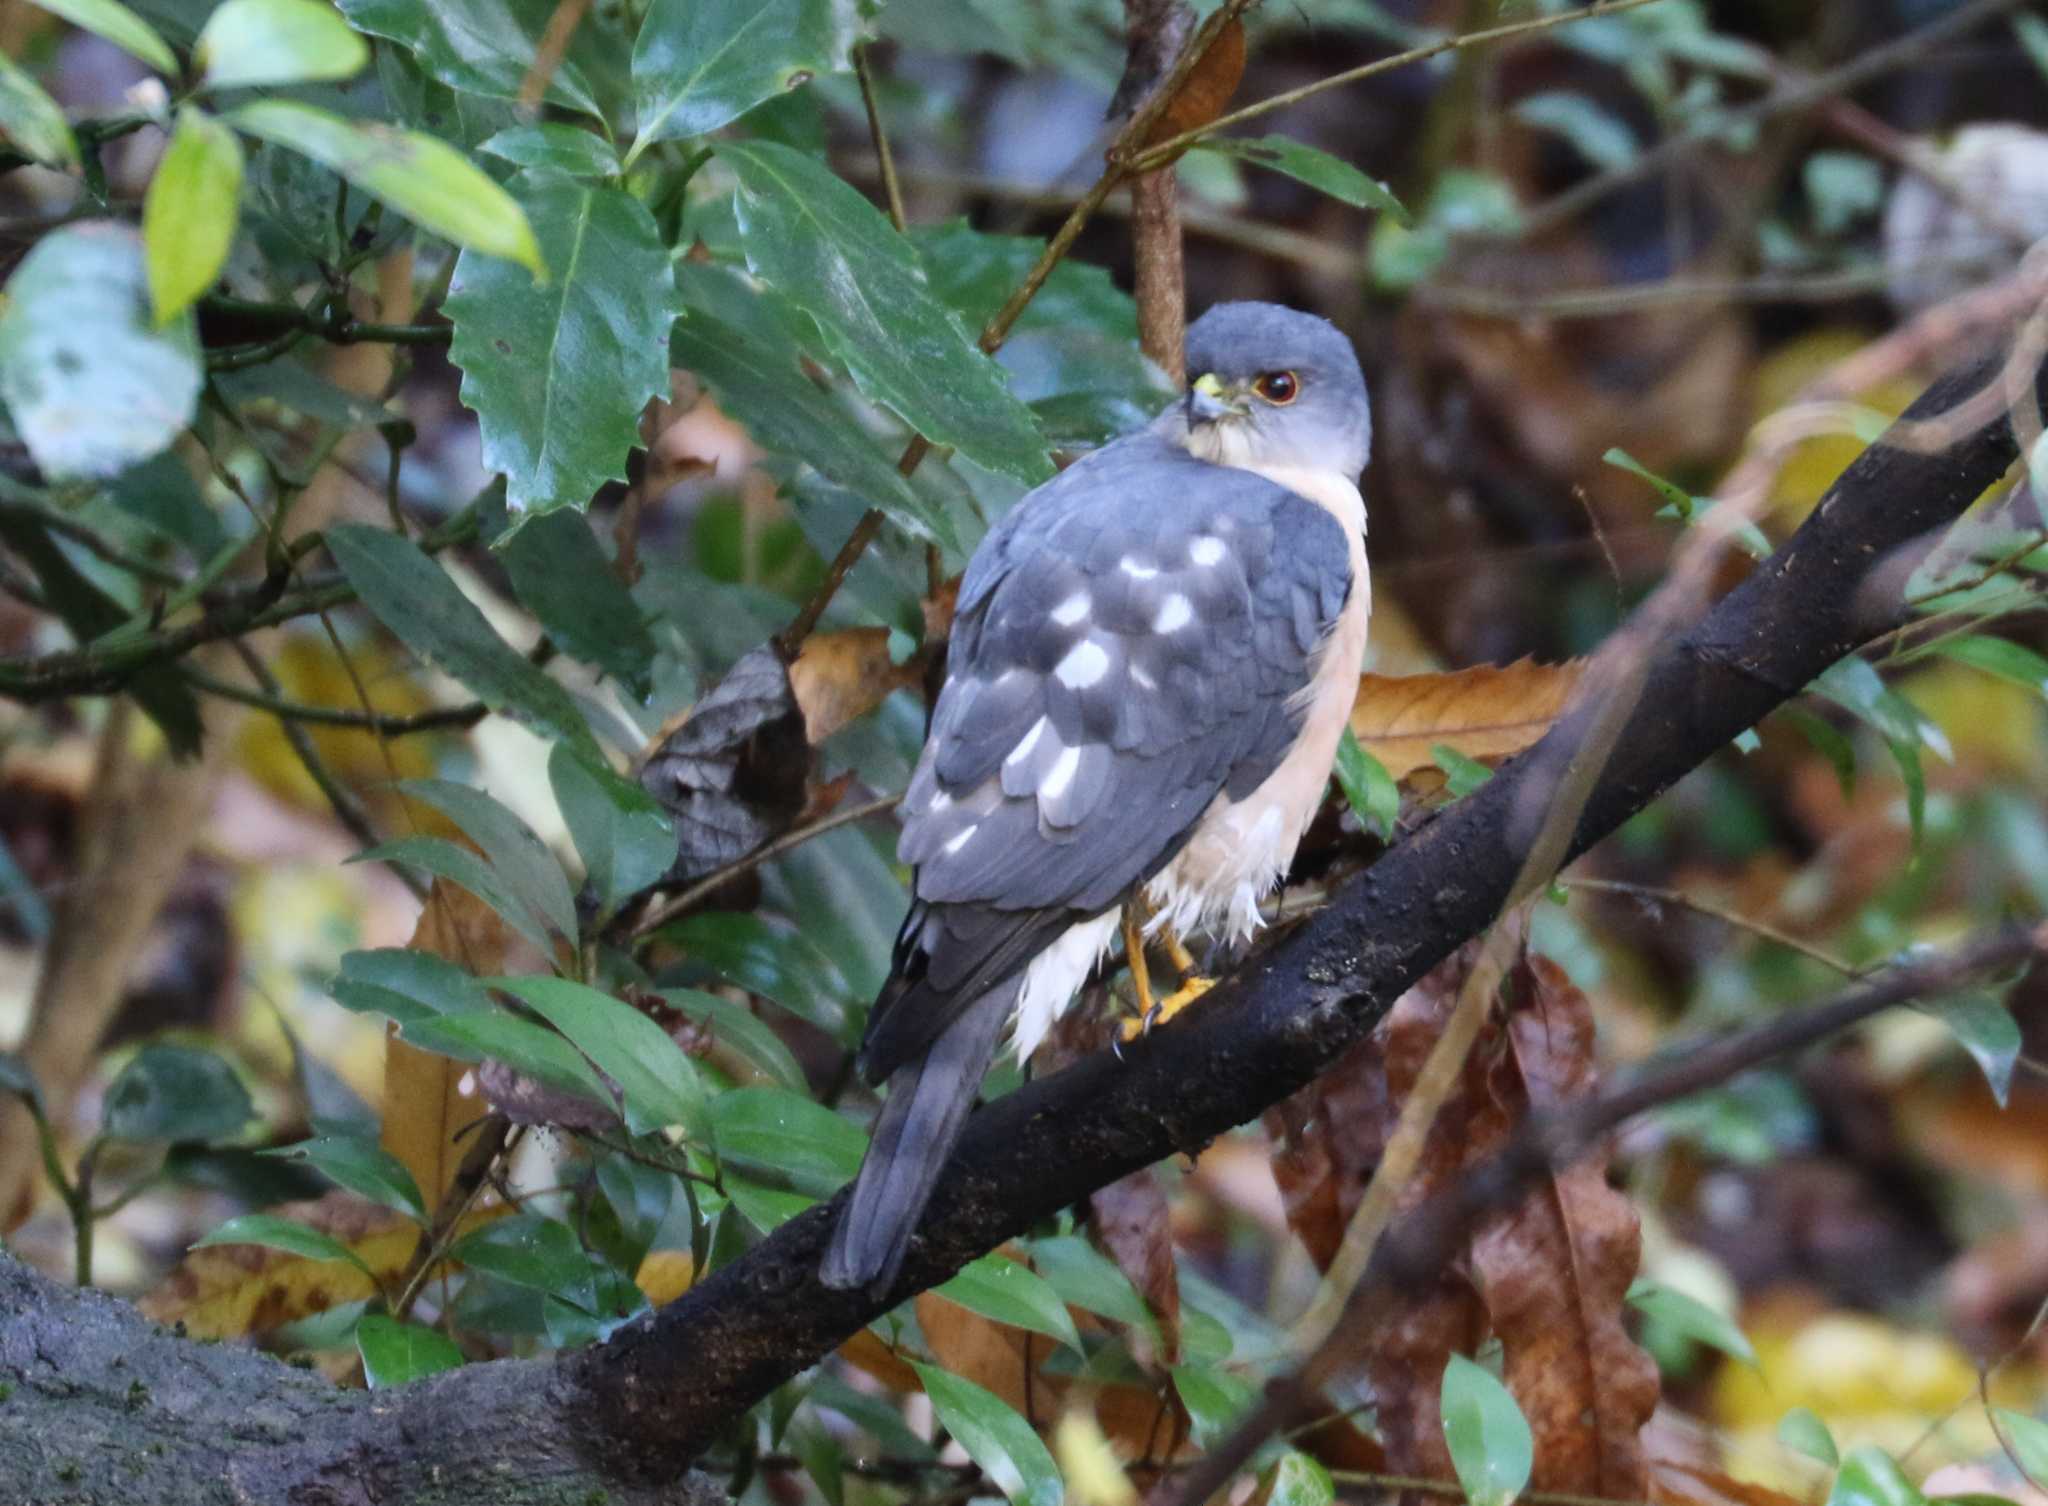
[1254,370,1299,405]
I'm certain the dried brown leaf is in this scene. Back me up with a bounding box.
[788,629,923,746]
[1349,660,1581,787]
[1467,956,1658,1499]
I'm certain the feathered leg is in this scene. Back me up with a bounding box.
[820,980,1018,1296]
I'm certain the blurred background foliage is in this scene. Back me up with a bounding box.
[4,0,2048,1504]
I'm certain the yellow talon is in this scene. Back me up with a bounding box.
[1117,974,1214,1042]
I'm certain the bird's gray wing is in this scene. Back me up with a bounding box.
[860,433,1353,1080]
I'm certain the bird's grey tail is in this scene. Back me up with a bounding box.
[820,981,1016,1296]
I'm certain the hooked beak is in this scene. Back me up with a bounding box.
[1186,370,1246,423]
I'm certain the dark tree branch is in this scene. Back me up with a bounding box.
[2,349,2038,1503]
[561,347,2044,1481]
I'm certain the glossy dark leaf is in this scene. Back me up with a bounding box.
[103,1045,253,1145]
[498,509,656,695]
[629,0,854,163]
[262,1135,426,1220]
[549,744,674,914]
[357,1314,465,1388]
[494,974,707,1139]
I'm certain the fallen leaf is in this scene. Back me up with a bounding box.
[1350,660,1581,789]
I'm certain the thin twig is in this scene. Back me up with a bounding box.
[633,792,903,940]
[1418,265,1891,318]
[854,42,908,235]
[1570,876,1860,976]
[0,492,183,587]
[182,666,487,734]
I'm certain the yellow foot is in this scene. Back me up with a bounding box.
[1117,975,1214,1043]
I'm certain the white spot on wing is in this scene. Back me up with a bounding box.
[1119,557,1159,580]
[1004,715,1048,768]
[942,824,977,855]
[1155,594,1193,633]
[1054,639,1110,689]
[1041,745,1081,801]
[1189,536,1226,567]
[1051,591,1090,626]
[928,789,952,813]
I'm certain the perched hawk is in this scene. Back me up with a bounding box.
[822,302,1372,1293]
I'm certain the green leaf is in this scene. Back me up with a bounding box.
[671,267,957,552]
[1195,135,1408,222]
[0,52,78,169]
[1996,1410,2048,1489]
[629,0,853,163]
[228,101,544,276]
[196,0,369,88]
[724,1175,815,1232]
[1827,1445,1929,1506]
[451,1212,597,1308]
[911,1362,1063,1506]
[445,173,674,517]
[31,0,175,73]
[1782,707,1856,799]
[325,523,599,757]
[549,744,674,914]
[1513,91,1639,170]
[356,1314,464,1388]
[1935,635,2048,697]
[349,834,558,957]
[718,139,1051,487]
[1333,728,1399,839]
[337,0,605,115]
[1926,987,2022,1108]
[143,107,245,325]
[103,1045,252,1144]
[494,974,708,1139]
[911,221,1136,339]
[1804,151,1883,236]
[400,1010,613,1114]
[936,1254,1083,1351]
[2018,13,2048,81]
[480,122,619,176]
[498,509,656,693]
[1625,1278,1755,1365]
[0,223,200,480]
[397,778,579,946]
[1441,1353,1533,1506]
[670,911,851,1038]
[1172,1364,1254,1447]
[1777,1407,1839,1469]
[1028,1233,1157,1340]
[1813,657,1945,845]
[1259,1452,1335,1506]
[1605,446,1772,559]
[709,1085,866,1194]
[195,1213,377,1281]
[263,1134,426,1220]
[657,987,805,1091]
[1432,743,1495,798]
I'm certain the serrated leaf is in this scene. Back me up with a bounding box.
[398,778,579,947]
[195,1212,378,1282]
[357,1313,464,1387]
[229,100,543,275]
[1196,135,1408,222]
[336,0,604,114]
[263,1135,426,1220]
[718,139,1051,486]
[0,222,200,480]
[1441,1353,1533,1506]
[31,0,175,73]
[629,0,853,164]
[0,52,78,169]
[709,1084,866,1194]
[480,122,619,175]
[1778,1407,1839,1468]
[325,523,599,757]
[498,508,655,693]
[196,0,368,88]
[143,107,245,325]
[399,1009,613,1115]
[494,974,707,1139]
[670,265,957,551]
[446,173,673,517]
[103,1045,252,1144]
[911,1362,1064,1506]
[549,744,674,913]
[935,1253,1083,1351]
[1625,1277,1755,1365]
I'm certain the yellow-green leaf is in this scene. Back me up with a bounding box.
[228,99,543,276]
[31,0,175,75]
[143,106,244,324]
[0,52,77,170]
[197,0,369,88]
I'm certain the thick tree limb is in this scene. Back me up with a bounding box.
[1,350,2036,1502]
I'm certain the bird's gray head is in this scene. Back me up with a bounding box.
[1161,301,1371,480]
